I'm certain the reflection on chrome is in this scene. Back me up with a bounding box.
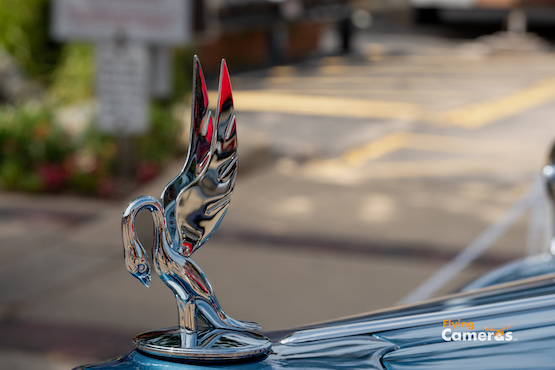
[544,142,555,254]
[120,57,270,361]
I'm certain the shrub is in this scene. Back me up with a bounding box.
[0,0,61,81]
[0,101,182,196]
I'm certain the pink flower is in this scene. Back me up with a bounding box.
[38,163,67,191]
[96,177,115,198]
[136,162,159,184]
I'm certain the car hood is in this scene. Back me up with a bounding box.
[79,273,555,369]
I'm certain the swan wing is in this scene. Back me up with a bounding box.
[167,59,237,257]
[161,56,216,253]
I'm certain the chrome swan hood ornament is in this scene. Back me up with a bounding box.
[121,57,271,362]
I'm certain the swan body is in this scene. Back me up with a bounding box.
[121,57,259,334]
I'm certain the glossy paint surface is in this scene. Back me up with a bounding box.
[460,253,555,291]
[78,336,393,369]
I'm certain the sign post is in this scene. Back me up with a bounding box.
[96,40,149,135]
[51,0,191,179]
[51,0,190,45]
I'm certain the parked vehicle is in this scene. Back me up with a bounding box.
[77,57,555,369]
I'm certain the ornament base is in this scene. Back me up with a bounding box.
[134,327,272,363]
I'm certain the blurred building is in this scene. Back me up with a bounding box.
[192,0,405,73]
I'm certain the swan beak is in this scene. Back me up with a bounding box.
[138,275,151,288]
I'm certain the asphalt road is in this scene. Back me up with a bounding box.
[3,19,555,369]
[214,24,555,325]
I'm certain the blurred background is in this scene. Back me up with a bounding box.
[2,0,555,368]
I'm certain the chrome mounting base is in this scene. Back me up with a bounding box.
[134,327,272,363]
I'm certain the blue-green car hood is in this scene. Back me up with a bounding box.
[79,272,555,369]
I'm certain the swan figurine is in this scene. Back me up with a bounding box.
[120,57,270,361]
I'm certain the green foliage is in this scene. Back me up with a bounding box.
[172,47,195,102]
[47,43,193,106]
[49,43,94,104]
[0,103,72,192]
[0,0,61,81]
[136,102,182,165]
[0,0,189,194]
[0,0,194,104]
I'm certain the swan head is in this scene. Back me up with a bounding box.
[123,238,152,288]
[128,257,151,287]
[122,197,156,288]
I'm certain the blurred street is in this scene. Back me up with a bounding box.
[3,12,555,369]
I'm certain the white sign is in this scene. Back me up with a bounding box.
[150,46,173,98]
[96,42,149,134]
[52,0,190,45]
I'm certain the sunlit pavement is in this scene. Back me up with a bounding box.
[3,26,555,368]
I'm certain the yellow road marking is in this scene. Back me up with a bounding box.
[287,88,462,95]
[269,62,555,77]
[364,43,387,62]
[255,89,465,97]
[304,155,539,182]
[438,77,555,128]
[318,57,348,74]
[392,132,518,153]
[261,75,529,88]
[341,133,410,166]
[250,75,555,128]
[269,65,296,77]
[263,75,478,85]
[336,132,526,167]
[217,67,555,130]
[227,90,422,121]
[319,64,350,75]
[320,56,346,66]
